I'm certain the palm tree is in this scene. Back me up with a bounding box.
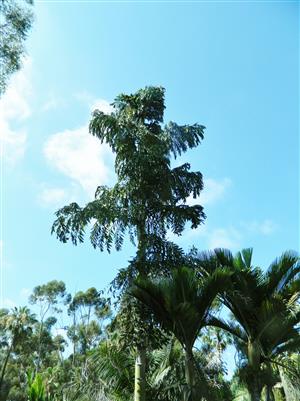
[0,306,36,392]
[199,248,300,401]
[131,266,232,401]
[76,329,230,401]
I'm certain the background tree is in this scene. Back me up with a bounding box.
[0,307,36,398]
[67,287,111,364]
[51,86,206,401]
[0,0,34,95]
[29,281,70,371]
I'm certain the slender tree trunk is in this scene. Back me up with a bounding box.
[134,346,146,401]
[134,223,147,401]
[0,342,13,391]
[247,341,262,401]
[184,348,195,401]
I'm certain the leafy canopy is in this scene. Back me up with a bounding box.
[200,248,300,369]
[0,0,34,95]
[52,87,206,258]
[131,266,232,351]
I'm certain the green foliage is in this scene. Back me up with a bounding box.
[279,354,300,401]
[1,270,299,401]
[131,266,231,351]
[0,0,34,95]
[51,86,206,401]
[27,372,45,401]
[198,248,300,400]
[29,281,70,311]
[27,372,54,401]
[52,87,205,259]
[115,292,167,350]
[131,266,232,401]
[67,288,111,357]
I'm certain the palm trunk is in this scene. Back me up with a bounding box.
[247,341,262,401]
[134,346,146,401]
[0,342,13,391]
[184,348,195,401]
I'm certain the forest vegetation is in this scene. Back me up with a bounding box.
[0,2,299,401]
[0,86,299,401]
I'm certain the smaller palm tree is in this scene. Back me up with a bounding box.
[199,248,300,401]
[131,266,231,401]
[0,306,36,391]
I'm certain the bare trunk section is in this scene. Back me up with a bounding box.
[133,223,147,401]
[134,347,146,401]
[184,348,196,401]
[0,342,13,391]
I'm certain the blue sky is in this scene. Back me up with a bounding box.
[0,0,298,356]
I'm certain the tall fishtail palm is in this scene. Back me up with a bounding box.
[52,87,206,401]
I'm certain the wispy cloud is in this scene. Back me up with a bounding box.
[0,58,32,164]
[180,218,277,251]
[188,177,232,206]
[75,92,113,115]
[43,99,114,198]
[3,298,16,309]
[208,227,241,250]
[91,99,114,115]
[41,94,67,112]
[38,184,82,207]
[38,187,68,206]
[20,288,31,300]
[243,219,277,235]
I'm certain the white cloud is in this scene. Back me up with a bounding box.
[3,298,16,309]
[208,227,241,250]
[43,100,114,197]
[245,219,277,235]
[188,178,232,206]
[182,218,277,251]
[75,92,114,115]
[38,184,83,207]
[41,95,66,112]
[44,127,113,196]
[74,91,94,105]
[91,99,114,115]
[39,187,67,205]
[20,288,31,299]
[0,58,32,163]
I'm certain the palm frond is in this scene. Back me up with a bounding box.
[265,251,300,295]
[165,122,205,158]
[132,266,232,350]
